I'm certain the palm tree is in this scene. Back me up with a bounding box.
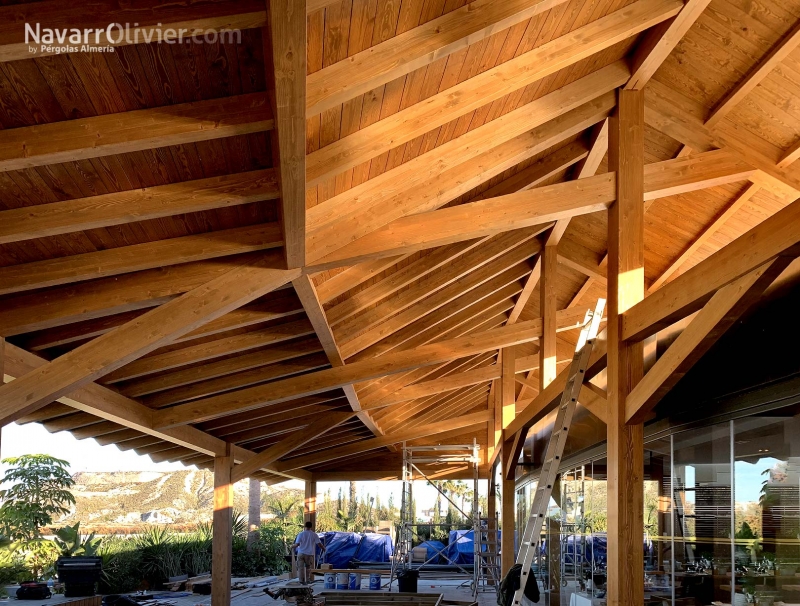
[268,495,302,553]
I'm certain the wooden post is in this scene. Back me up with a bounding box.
[248,477,261,549]
[550,475,562,604]
[304,480,317,526]
[212,445,233,606]
[488,473,497,585]
[501,442,516,576]
[606,88,645,606]
[540,242,558,390]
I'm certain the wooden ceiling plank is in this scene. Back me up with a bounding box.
[0,0,267,62]
[306,0,570,116]
[102,318,314,384]
[315,255,411,304]
[0,252,298,426]
[336,231,536,348]
[626,258,792,424]
[705,19,800,129]
[0,93,273,172]
[647,182,761,292]
[265,0,306,269]
[0,224,283,296]
[305,0,681,187]
[0,170,279,246]
[140,353,330,409]
[308,69,624,262]
[328,239,486,327]
[118,338,323,398]
[3,342,309,480]
[153,314,566,428]
[622,197,800,343]
[293,274,384,437]
[309,149,754,271]
[272,411,491,472]
[19,294,303,352]
[624,0,712,91]
[231,410,355,482]
[340,251,534,360]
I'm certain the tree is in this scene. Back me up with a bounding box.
[0,455,75,580]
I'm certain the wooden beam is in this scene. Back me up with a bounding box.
[306,0,569,116]
[606,89,645,606]
[315,256,410,304]
[212,445,233,606]
[292,274,383,437]
[2,342,309,481]
[304,481,317,525]
[0,252,299,426]
[265,0,306,269]
[624,0,711,90]
[231,411,355,483]
[0,224,282,296]
[573,118,610,179]
[0,94,273,172]
[501,348,516,431]
[647,182,761,292]
[508,257,542,326]
[307,65,625,263]
[0,170,278,245]
[154,316,566,428]
[705,19,800,129]
[643,79,800,194]
[272,411,492,472]
[0,0,267,63]
[309,149,755,270]
[305,0,681,187]
[626,259,790,423]
[623,196,800,342]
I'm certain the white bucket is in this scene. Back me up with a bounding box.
[323,572,336,589]
[336,572,349,590]
[348,572,362,590]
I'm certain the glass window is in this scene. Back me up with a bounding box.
[734,414,800,606]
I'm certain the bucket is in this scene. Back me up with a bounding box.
[336,572,349,590]
[368,573,381,590]
[323,572,336,589]
[348,572,362,590]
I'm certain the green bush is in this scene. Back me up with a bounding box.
[97,521,290,592]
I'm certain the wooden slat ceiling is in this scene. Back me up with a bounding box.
[3,0,800,481]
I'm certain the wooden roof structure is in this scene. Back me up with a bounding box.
[2,0,800,488]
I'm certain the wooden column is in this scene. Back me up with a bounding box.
[248,477,261,548]
[606,89,645,606]
[549,475,562,604]
[212,445,234,606]
[501,442,516,576]
[488,474,498,584]
[304,480,317,526]
[540,241,558,390]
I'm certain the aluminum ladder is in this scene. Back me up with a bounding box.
[511,299,605,606]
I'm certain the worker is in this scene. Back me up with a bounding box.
[292,521,326,585]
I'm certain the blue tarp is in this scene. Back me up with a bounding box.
[315,532,393,568]
[444,529,501,565]
[417,540,446,564]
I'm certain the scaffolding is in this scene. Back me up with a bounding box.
[390,440,498,597]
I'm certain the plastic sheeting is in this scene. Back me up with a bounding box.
[317,532,393,568]
[444,529,501,565]
[417,540,447,564]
